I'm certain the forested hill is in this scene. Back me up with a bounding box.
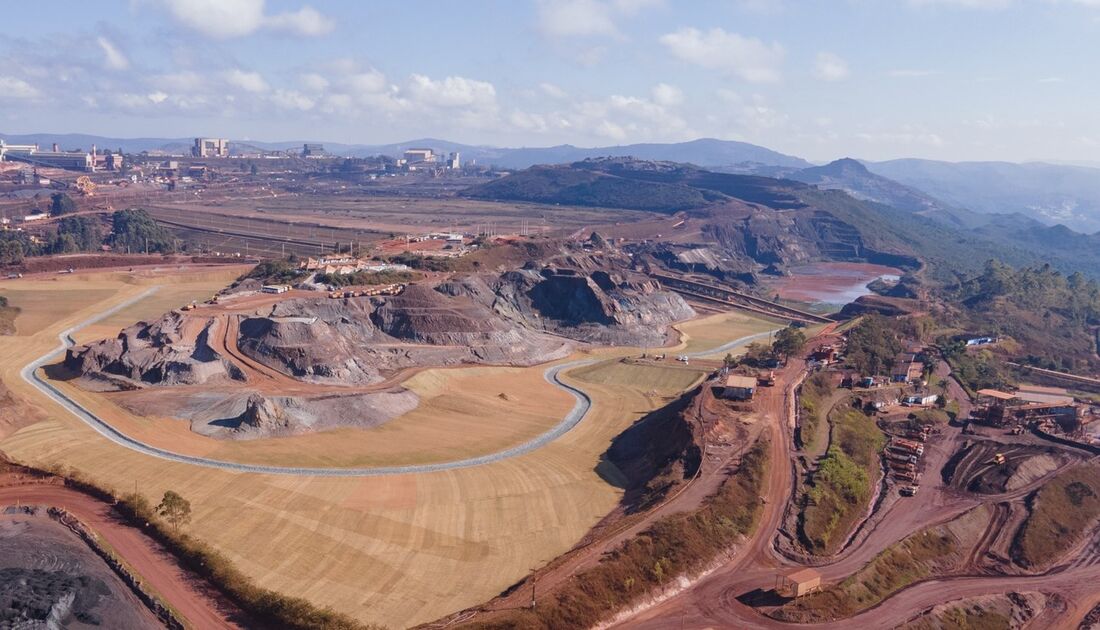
[462,158,1100,281]
[946,261,1100,374]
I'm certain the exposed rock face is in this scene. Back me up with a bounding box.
[64,313,240,387]
[65,261,690,391]
[237,285,573,385]
[183,390,420,440]
[441,265,695,347]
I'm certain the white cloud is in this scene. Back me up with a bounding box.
[224,69,269,93]
[344,70,388,96]
[147,91,169,104]
[651,82,684,107]
[813,52,849,81]
[0,76,42,101]
[551,91,693,142]
[300,73,329,92]
[160,0,266,38]
[152,70,205,92]
[659,27,784,83]
[612,0,664,13]
[1038,76,1065,83]
[264,6,334,36]
[270,89,315,110]
[539,82,568,99]
[538,0,620,38]
[96,37,129,71]
[406,74,497,108]
[856,129,945,146]
[157,0,333,38]
[537,0,660,39]
[510,110,550,132]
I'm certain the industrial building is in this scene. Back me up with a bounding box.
[192,138,229,158]
[447,151,461,169]
[403,148,435,164]
[0,140,94,171]
[302,143,325,157]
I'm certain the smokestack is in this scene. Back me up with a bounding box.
[52,143,59,152]
[92,144,97,158]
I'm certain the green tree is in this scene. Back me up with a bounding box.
[49,192,76,217]
[156,490,192,529]
[772,325,806,362]
[110,209,174,254]
[55,215,104,251]
[0,239,24,265]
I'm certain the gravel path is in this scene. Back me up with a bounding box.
[21,287,773,477]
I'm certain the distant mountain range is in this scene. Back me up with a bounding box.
[465,156,1100,279]
[864,159,1100,234]
[5,131,1100,233]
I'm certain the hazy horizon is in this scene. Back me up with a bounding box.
[4,1,1100,163]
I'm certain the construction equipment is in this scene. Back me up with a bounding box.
[74,175,96,196]
[992,453,1007,465]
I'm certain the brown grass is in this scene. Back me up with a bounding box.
[1013,464,1100,569]
[463,440,769,630]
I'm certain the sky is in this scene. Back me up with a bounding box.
[2,0,1100,163]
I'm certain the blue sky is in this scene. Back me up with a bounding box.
[2,0,1099,162]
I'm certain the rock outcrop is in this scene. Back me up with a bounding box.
[237,284,573,385]
[441,264,695,347]
[64,313,241,387]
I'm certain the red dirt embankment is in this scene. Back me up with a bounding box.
[0,470,246,629]
[10,254,252,275]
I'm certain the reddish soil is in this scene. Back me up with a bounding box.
[764,262,901,304]
[0,472,247,629]
[436,327,834,628]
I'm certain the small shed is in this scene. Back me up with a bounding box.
[904,393,939,406]
[722,375,757,401]
[776,568,822,598]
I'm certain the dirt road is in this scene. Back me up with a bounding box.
[618,352,1100,629]
[0,479,244,629]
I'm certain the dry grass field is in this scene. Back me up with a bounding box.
[0,267,777,628]
[151,195,662,240]
[673,309,784,357]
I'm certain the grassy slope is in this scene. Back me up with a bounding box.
[799,403,885,555]
[1013,464,1100,569]
[466,441,770,630]
[462,166,716,213]
[798,372,834,454]
[775,506,988,623]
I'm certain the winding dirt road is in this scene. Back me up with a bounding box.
[617,350,1100,629]
[0,479,245,629]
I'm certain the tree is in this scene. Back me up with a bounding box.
[55,215,104,252]
[110,209,174,253]
[0,239,24,265]
[772,325,806,362]
[49,192,76,217]
[250,163,258,176]
[156,490,192,529]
